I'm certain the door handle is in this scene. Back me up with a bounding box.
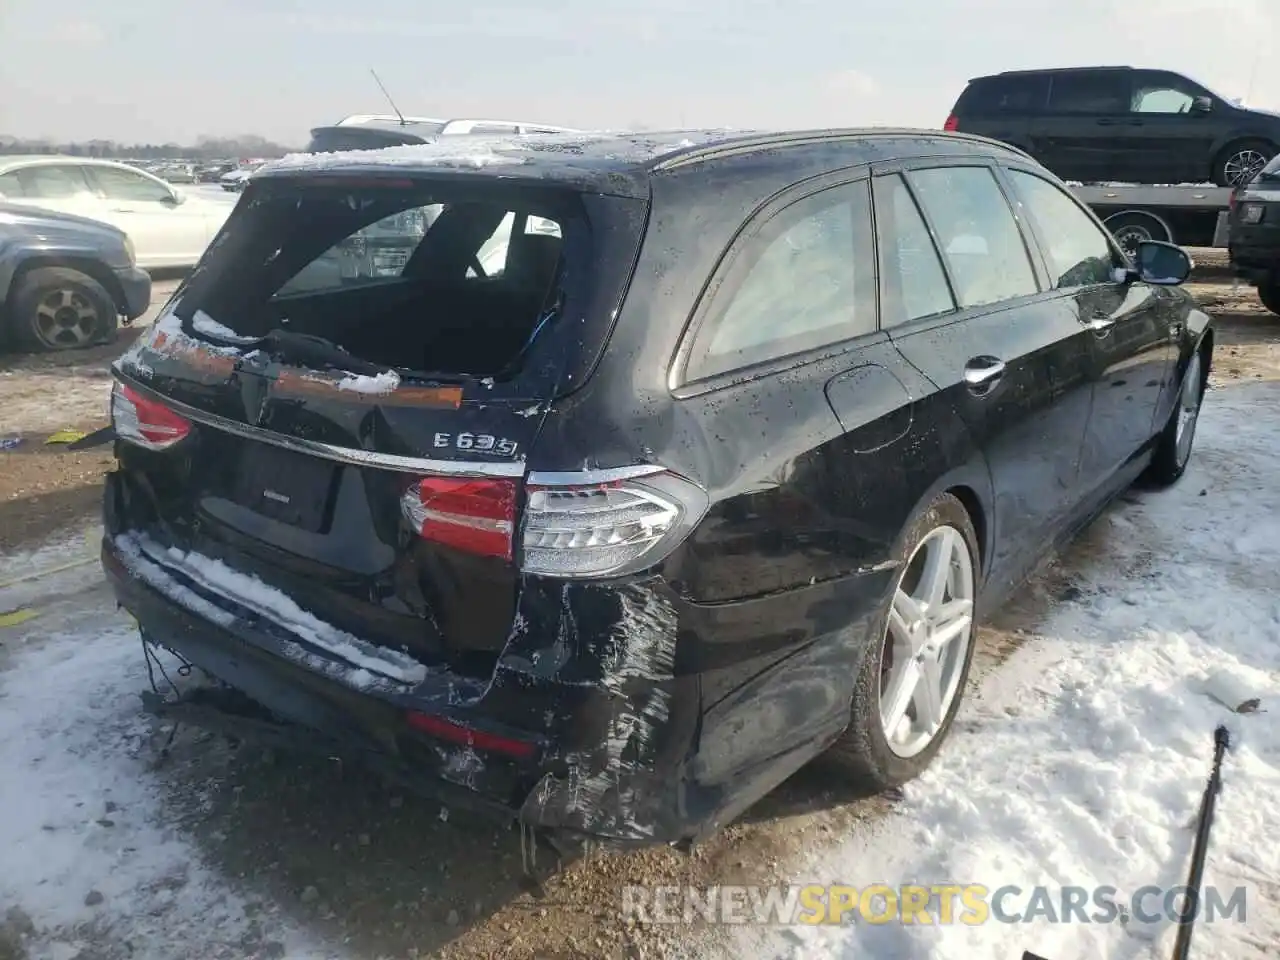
[963,357,1006,393]
[1087,313,1116,333]
[1096,118,1122,126]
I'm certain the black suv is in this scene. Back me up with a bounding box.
[948,66,1280,187]
[102,129,1212,853]
[1228,154,1280,315]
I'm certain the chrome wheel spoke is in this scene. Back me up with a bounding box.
[887,598,914,647]
[892,589,924,634]
[930,600,973,649]
[916,530,954,613]
[881,658,920,738]
[914,655,945,733]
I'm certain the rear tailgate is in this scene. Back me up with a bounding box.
[109,173,647,679]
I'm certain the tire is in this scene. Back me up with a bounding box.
[1103,211,1172,258]
[1144,349,1206,487]
[1213,139,1276,187]
[823,492,980,790]
[1258,281,1280,317]
[6,267,119,353]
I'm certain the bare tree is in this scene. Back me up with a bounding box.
[0,133,299,159]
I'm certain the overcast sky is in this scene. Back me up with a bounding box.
[0,0,1276,145]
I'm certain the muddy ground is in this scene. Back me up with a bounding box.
[1,255,1278,959]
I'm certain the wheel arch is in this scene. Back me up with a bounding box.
[9,255,128,315]
[891,457,995,586]
[945,483,989,577]
[1192,326,1213,391]
[1211,132,1278,158]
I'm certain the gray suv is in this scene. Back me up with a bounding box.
[0,203,151,352]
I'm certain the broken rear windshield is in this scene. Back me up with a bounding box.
[171,178,593,383]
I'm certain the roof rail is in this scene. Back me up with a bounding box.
[994,65,1131,77]
[335,114,446,126]
[652,127,1033,171]
[437,118,581,135]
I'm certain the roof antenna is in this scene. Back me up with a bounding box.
[370,69,406,125]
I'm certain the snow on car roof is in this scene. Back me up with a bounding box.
[254,130,751,197]
[260,130,741,175]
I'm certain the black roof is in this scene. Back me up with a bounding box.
[972,65,1132,82]
[254,128,1029,199]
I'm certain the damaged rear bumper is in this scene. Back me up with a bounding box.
[100,523,706,849]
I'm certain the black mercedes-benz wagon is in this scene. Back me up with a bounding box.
[101,128,1213,854]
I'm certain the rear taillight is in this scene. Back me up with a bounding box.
[110,382,192,451]
[520,469,708,579]
[400,477,517,560]
[400,467,708,578]
[943,114,959,131]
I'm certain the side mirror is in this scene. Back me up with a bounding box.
[1191,96,1213,115]
[164,190,185,206]
[1134,240,1192,285]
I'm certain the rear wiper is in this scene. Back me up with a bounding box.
[260,328,387,376]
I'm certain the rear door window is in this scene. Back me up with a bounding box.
[905,166,1039,308]
[685,181,877,381]
[958,75,1049,116]
[873,174,956,327]
[1047,72,1129,114]
[11,164,95,199]
[87,166,175,202]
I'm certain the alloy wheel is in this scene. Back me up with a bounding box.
[33,288,101,349]
[1224,149,1269,186]
[878,524,975,759]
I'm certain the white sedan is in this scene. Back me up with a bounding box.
[0,157,236,270]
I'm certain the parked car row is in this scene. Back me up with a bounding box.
[103,128,1212,854]
[127,157,256,185]
[217,161,266,192]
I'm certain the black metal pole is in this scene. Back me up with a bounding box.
[1172,724,1232,960]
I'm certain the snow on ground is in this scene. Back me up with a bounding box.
[1,379,1277,960]
[716,379,1280,960]
[0,540,336,959]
